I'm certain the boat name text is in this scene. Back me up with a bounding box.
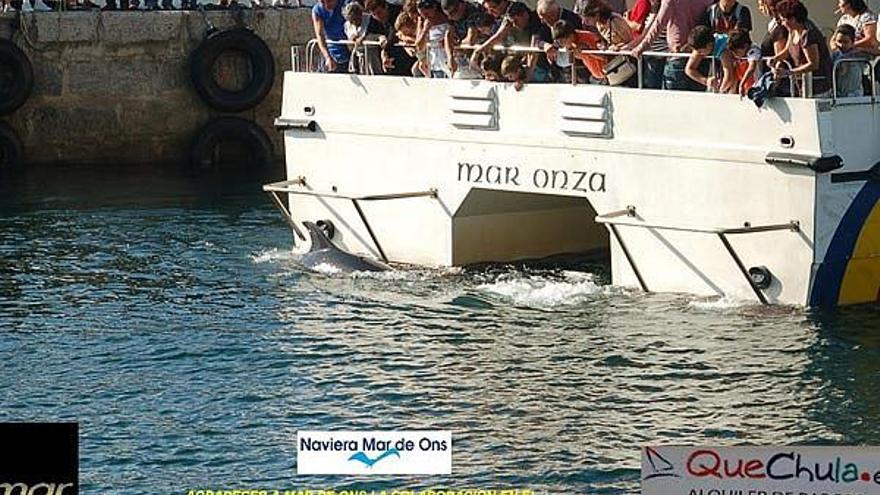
[457,162,606,193]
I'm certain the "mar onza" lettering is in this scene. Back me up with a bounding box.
[457,162,606,193]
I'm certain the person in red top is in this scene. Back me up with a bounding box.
[551,19,606,81]
[626,0,652,35]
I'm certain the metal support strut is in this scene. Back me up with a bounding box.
[263,179,439,261]
[595,207,800,304]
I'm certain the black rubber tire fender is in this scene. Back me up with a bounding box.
[190,28,276,113]
[0,121,23,169]
[189,116,273,171]
[0,40,35,116]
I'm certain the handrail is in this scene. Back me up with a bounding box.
[594,216,801,235]
[264,179,438,201]
[301,37,854,101]
[831,56,878,105]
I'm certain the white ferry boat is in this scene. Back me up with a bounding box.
[264,43,880,307]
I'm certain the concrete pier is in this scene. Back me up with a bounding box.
[0,9,313,166]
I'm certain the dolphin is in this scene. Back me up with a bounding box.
[299,221,390,273]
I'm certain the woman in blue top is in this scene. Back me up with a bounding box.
[313,0,351,72]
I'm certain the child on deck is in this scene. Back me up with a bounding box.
[480,53,504,81]
[501,55,528,90]
[394,12,429,76]
[726,29,764,96]
[343,2,382,74]
[831,24,868,97]
[685,25,737,93]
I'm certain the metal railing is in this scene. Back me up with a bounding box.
[303,38,880,103]
[831,56,879,104]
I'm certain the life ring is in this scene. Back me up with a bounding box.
[189,116,274,171]
[0,122,23,169]
[190,28,276,113]
[0,40,34,116]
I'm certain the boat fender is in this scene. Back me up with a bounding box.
[0,40,35,116]
[189,116,273,172]
[0,122,23,169]
[190,28,276,113]
[316,219,335,239]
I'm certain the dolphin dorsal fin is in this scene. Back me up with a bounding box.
[303,221,335,251]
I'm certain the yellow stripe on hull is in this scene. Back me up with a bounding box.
[839,202,880,305]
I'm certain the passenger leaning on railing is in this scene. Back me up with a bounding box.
[366,0,417,76]
[471,2,554,82]
[552,19,607,83]
[626,0,713,90]
[441,0,486,78]
[684,26,759,93]
[768,0,833,97]
[416,0,455,77]
[535,0,583,80]
[831,24,870,96]
[344,1,384,74]
[312,0,351,72]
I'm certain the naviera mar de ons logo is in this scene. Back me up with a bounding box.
[297,431,451,475]
[348,448,401,468]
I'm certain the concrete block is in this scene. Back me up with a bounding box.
[32,61,63,96]
[119,99,207,136]
[67,58,188,94]
[58,11,100,43]
[283,10,314,45]
[100,11,183,44]
[19,12,60,43]
[250,10,281,41]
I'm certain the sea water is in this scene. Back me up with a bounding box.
[0,165,878,494]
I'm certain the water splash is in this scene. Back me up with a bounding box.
[688,294,752,311]
[249,248,299,264]
[476,270,604,308]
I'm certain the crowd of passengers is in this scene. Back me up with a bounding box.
[312,0,880,97]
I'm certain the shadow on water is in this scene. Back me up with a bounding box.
[0,161,286,212]
[801,305,880,443]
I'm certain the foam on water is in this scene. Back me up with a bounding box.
[249,247,299,264]
[476,271,604,308]
[688,294,752,311]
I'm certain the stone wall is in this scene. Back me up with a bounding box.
[0,9,313,165]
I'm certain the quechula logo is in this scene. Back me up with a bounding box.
[348,448,401,468]
[644,447,680,480]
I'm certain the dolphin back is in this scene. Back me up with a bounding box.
[299,221,391,273]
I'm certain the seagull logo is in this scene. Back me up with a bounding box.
[348,448,401,468]
[643,447,680,480]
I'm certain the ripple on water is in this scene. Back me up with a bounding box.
[1,175,879,494]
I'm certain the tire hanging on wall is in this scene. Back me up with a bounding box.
[0,122,23,169]
[0,40,34,116]
[190,28,276,113]
[189,116,273,172]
